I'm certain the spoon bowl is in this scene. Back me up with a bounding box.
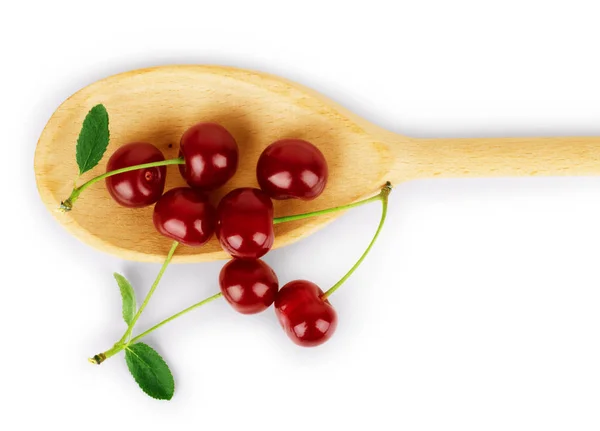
[34,65,600,262]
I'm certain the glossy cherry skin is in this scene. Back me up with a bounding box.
[274,280,338,347]
[256,139,328,200]
[178,123,239,191]
[105,142,166,207]
[219,259,279,314]
[153,187,216,246]
[216,188,274,259]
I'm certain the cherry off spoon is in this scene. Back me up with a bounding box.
[34,65,600,262]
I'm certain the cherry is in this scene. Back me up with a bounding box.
[178,123,239,191]
[105,142,166,207]
[219,259,279,314]
[153,187,216,247]
[216,188,274,259]
[274,280,338,347]
[256,139,328,200]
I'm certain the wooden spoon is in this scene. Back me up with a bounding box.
[34,65,600,263]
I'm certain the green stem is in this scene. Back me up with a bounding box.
[89,292,222,364]
[60,157,184,211]
[130,292,223,344]
[321,182,392,300]
[120,241,179,343]
[88,343,121,364]
[273,193,384,224]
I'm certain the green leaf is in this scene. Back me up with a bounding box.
[114,273,136,326]
[75,104,110,175]
[125,343,175,400]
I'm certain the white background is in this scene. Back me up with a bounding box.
[3,0,600,429]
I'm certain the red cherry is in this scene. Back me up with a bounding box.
[256,139,328,200]
[219,259,279,314]
[274,280,338,347]
[105,142,166,207]
[216,188,274,259]
[153,187,216,246]
[178,123,239,191]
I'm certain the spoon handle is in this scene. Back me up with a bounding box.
[389,136,600,183]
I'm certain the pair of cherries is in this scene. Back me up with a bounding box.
[105,122,337,346]
[105,123,239,208]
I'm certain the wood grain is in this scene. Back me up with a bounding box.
[34,65,600,262]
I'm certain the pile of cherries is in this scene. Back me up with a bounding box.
[105,123,336,346]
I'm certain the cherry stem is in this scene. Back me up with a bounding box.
[273,190,386,224]
[120,241,179,343]
[89,290,222,364]
[321,182,392,300]
[60,157,185,212]
[89,241,180,364]
[129,292,223,344]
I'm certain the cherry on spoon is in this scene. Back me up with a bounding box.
[153,187,216,247]
[256,139,328,200]
[178,122,239,191]
[105,142,167,208]
[216,187,274,259]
